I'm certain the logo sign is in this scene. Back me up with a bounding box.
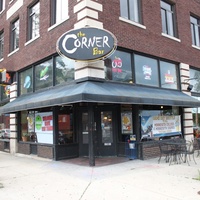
[56,27,117,61]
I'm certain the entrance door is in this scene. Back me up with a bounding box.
[94,108,116,157]
[79,107,117,157]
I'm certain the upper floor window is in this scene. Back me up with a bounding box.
[0,0,4,13]
[35,59,53,91]
[190,16,200,47]
[161,0,176,37]
[51,0,69,26]
[104,50,133,83]
[190,68,200,93]
[0,31,3,60]
[10,19,19,52]
[135,55,159,87]
[120,0,141,23]
[55,56,74,85]
[160,61,178,89]
[19,68,33,95]
[28,1,40,41]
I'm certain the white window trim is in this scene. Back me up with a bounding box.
[119,17,146,29]
[48,16,69,32]
[25,35,40,46]
[8,48,19,57]
[161,33,181,42]
[192,44,200,50]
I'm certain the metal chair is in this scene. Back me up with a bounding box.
[158,143,174,164]
[181,140,197,166]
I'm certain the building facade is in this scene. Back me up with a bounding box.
[0,0,200,165]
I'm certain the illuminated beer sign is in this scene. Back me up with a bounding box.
[56,27,117,61]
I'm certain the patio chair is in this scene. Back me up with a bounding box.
[195,138,200,157]
[158,143,174,164]
[181,140,197,166]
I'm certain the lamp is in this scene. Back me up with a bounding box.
[183,78,197,92]
[187,84,193,91]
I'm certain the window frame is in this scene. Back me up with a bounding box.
[120,0,141,24]
[161,0,176,37]
[0,0,5,13]
[190,15,200,47]
[50,0,69,26]
[27,1,40,41]
[0,31,4,60]
[10,18,19,52]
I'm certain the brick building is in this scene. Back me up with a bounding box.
[0,0,200,165]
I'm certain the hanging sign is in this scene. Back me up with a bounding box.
[56,27,117,61]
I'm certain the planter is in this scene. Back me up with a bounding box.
[22,136,29,142]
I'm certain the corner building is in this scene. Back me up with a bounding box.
[0,0,200,165]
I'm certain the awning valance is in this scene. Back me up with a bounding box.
[0,81,200,114]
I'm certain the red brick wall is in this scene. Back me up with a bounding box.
[1,0,200,72]
[100,0,200,68]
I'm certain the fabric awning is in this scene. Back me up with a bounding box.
[0,80,200,114]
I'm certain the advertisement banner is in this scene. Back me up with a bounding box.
[35,112,53,144]
[141,115,181,138]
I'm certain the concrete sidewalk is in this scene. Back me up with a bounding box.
[0,152,200,200]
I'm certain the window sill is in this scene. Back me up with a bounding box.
[119,17,146,29]
[0,58,4,62]
[161,33,181,42]
[8,48,19,57]
[25,35,40,46]
[48,17,70,32]
[192,44,200,50]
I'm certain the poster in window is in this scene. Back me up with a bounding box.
[35,112,53,144]
[121,112,133,134]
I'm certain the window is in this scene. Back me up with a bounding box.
[19,68,33,95]
[135,54,159,87]
[51,0,68,25]
[0,0,4,12]
[190,68,200,93]
[28,2,40,41]
[190,16,200,47]
[140,107,181,140]
[160,61,178,89]
[161,0,176,37]
[10,19,19,52]
[0,31,3,60]
[55,56,74,85]
[104,50,132,83]
[120,0,141,23]
[35,59,53,91]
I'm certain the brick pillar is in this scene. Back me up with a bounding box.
[73,0,105,80]
[180,63,193,141]
[9,82,18,154]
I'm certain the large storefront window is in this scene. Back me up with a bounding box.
[140,107,181,140]
[135,54,159,87]
[104,50,132,83]
[20,111,53,144]
[19,68,33,95]
[55,56,75,85]
[35,59,53,91]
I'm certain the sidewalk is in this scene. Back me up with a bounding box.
[0,151,200,200]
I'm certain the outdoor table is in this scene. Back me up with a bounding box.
[162,141,186,165]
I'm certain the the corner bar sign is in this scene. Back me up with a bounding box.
[56,27,117,61]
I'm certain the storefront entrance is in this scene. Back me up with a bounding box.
[79,106,117,157]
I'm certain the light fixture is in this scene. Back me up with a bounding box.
[187,84,193,91]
